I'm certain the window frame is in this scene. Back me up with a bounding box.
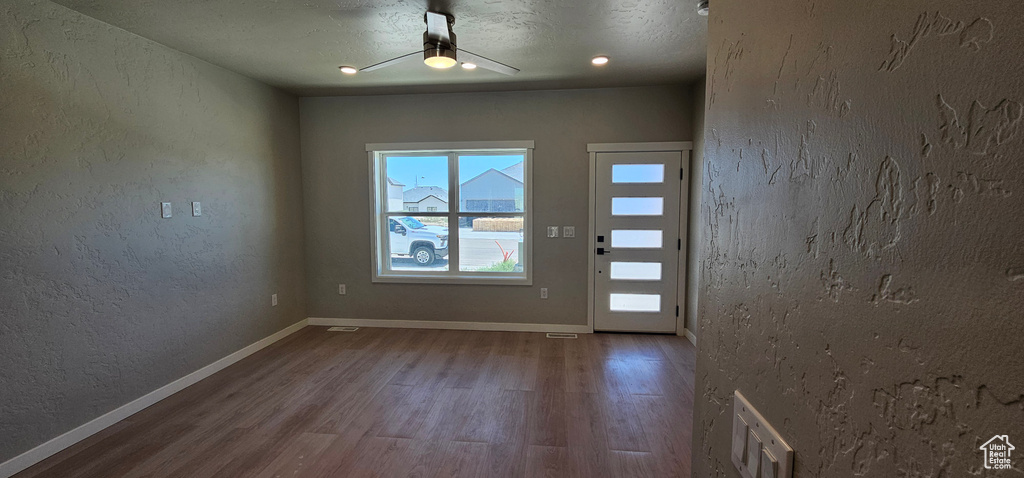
[367,141,534,285]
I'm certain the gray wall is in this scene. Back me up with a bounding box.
[0,0,306,464]
[684,78,706,339]
[300,86,691,325]
[695,2,1024,477]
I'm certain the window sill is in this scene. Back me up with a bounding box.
[371,274,532,286]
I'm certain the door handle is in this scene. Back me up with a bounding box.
[596,247,611,255]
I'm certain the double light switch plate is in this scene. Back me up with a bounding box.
[731,390,794,478]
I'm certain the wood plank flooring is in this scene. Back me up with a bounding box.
[15,326,696,478]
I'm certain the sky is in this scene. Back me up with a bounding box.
[386,155,523,191]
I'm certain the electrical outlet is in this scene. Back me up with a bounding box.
[540,288,549,299]
[161,202,172,218]
[338,284,346,295]
[547,226,559,238]
[563,226,575,238]
[192,201,202,216]
[271,294,278,306]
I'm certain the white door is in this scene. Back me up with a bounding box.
[593,151,683,333]
[389,218,409,254]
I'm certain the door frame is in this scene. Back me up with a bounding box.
[586,142,693,334]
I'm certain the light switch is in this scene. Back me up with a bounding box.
[731,415,748,463]
[563,226,575,238]
[547,226,559,238]
[761,448,779,478]
[744,430,762,478]
[192,201,201,216]
[161,202,172,218]
[731,391,794,478]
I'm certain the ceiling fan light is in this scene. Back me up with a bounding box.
[425,56,457,68]
[338,66,358,74]
[461,62,477,70]
[591,56,610,66]
[423,47,458,69]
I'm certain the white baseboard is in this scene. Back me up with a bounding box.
[307,317,592,334]
[684,328,697,346]
[0,319,309,478]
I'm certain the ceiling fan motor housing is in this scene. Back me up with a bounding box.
[424,30,457,53]
[353,11,518,75]
[423,12,458,67]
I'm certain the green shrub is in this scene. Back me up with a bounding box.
[476,260,517,272]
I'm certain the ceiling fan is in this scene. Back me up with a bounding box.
[339,11,520,76]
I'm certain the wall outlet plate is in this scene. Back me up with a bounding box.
[271,293,278,306]
[732,390,793,478]
[563,226,575,238]
[540,287,549,299]
[338,284,346,295]
[192,201,201,216]
[547,226,559,238]
[161,202,172,218]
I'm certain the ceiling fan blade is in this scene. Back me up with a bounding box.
[425,12,451,45]
[359,50,426,72]
[458,49,520,76]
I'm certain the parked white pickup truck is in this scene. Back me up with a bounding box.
[388,216,448,266]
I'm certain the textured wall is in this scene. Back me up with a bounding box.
[0,1,306,464]
[694,2,1024,477]
[300,86,691,326]
[685,78,706,338]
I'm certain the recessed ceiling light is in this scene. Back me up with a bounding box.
[461,62,477,70]
[591,56,610,66]
[339,66,358,75]
[697,0,709,16]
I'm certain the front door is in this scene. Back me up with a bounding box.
[593,151,683,333]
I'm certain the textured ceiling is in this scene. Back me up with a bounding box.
[51,0,708,96]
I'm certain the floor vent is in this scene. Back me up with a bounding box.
[328,326,360,332]
[546,333,578,339]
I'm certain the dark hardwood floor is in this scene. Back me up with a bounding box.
[16,326,696,478]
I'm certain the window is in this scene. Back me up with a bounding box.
[368,141,533,284]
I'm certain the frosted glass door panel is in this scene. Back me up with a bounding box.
[611,230,663,249]
[610,293,661,312]
[612,197,664,216]
[610,262,662,281]
[612,164,665,183]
